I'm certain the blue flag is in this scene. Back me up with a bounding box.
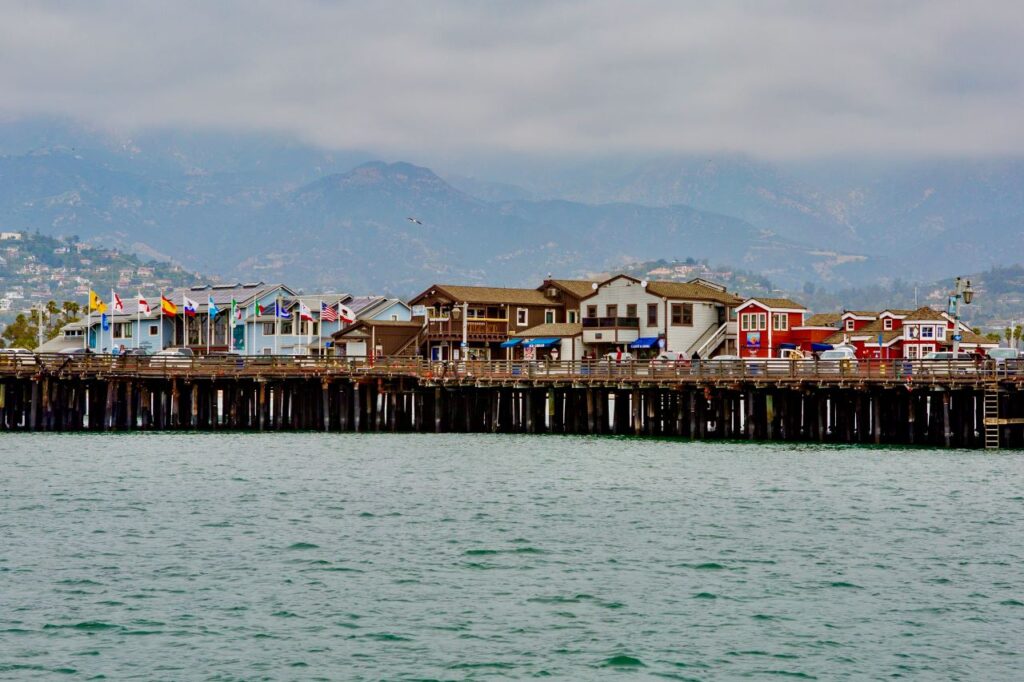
[101,312,110,331]
[275,302,291,319]
[207,295,219,316]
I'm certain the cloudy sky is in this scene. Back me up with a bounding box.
[1,1,1021,158]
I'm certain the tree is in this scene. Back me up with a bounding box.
[1015,325,1023,350]
[986,332,1003,343]
[1005,327,1012,345]
[0,300,81,350]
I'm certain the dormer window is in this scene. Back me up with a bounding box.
[884,318,893,330]
[845,319,855,331]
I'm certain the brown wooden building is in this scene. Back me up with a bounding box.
[409,283,592,361]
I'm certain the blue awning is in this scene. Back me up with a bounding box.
[630,337,660,349]
[779,342,798,350]
[500,338,522,348]
[811,342,834,352]
[523,337,559,348]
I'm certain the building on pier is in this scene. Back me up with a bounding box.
[409,284,575,361]
[736,297,807,358]
[580,274,741,358]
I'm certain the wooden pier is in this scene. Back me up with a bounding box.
[2,355,1023,448]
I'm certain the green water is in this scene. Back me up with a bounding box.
[1,434,1022,680]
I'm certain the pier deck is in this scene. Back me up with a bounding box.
[2,355,1022,448]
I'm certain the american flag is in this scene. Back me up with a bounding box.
[321,301,339,322]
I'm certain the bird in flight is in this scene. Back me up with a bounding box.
[407,217,423,225]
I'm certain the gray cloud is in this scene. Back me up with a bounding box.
[0,0,1022,157]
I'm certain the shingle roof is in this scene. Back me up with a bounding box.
[880,309,915,317]
[800,313,842,327]
[422,284,554,306]
[517,322,582,338]
[863,329,904,344]
[744,297,807,310]
[902,306,947,321]
[644,280,742,305]
[545,280,598,298]
[843,310,878,318]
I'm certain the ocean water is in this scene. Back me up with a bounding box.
[0,434,1022,681]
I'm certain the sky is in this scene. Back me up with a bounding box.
[0,0,1022,158]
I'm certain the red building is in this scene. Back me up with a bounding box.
[736,298,807,358]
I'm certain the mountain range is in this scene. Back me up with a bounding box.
[0,120,1021,296]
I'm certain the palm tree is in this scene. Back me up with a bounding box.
[1005,327,1013,346]
[1015,325,1023,350]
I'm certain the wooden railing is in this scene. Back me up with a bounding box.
[426,318,508,338]
[0,353,1020,382]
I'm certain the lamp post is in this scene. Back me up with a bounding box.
[950,277,974,355]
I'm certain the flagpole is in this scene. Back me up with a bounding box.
[206,301,211,354]
[318,298,323,357]
[274,296,279,356]
[159,292,164,351]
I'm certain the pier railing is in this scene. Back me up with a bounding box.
[0,353,1018,383]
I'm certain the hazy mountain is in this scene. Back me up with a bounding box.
[0,120,1020,295]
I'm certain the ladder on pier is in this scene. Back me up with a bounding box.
[983,389,1000,450]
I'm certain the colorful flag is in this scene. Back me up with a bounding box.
[338,304,355,324]
[138,292,151,315]
[298,301,314,321]
[275,302,291,319]
[101,312,110,331]
[257,302,268,316]
[183,296,198,317]
[230,298,241,326]
[320,301,339,322]
[89,290,107,313]
[207,295,219,317]
[161,295,177,317]
[111,291,124,312]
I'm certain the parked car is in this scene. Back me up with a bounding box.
[699,354,744,376]
[986,347,1021,375]
[59,347,93,355]
[151,347,195,367]
[920,351,975,375]
[0,347,36,366]
[816,347,859,374]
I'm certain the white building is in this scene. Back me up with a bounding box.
[579,274,741,358]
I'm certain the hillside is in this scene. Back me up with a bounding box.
[0,231,215,321]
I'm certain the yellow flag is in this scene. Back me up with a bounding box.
[89,290,107,313]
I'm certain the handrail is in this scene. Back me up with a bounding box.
[689,321,729,358]
[0,353,1016,382]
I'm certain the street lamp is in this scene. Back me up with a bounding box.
[950,277,974,355]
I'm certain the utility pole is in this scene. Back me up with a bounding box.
[950,277,974,356]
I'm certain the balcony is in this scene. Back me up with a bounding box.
[582,316,640,345]
[427,317,509,341]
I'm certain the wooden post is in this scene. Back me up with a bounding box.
[942,391,951,448]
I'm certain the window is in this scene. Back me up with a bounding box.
[907,325,919,339]
[281,320,293,335]
[586,305,597,318]
[922,344,935,354]
[606,304,618,318]
[568,310,578,324]
[671,303,694,326]
[626,304,637,319]
[906,345,919,359]
[883,318,893,330]
[544,309,556,324]
[148,325,158,336]
[112,321,133,339]
[647,303,658,326]
[741,312,766,331]
[921,325,934,339]
[305,321,319,336]
[936,326,945,340]
[262,322,275,336]
[390,314,399,321]
[772,313,788,331]
[517,308,528,326]
[846,319,855,331]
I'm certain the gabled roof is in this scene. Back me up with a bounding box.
[798,313,842,327]
[902,306,947,321]
[517,322,582,338]
[411,284,553,307]
[644,280,742,305]
[879,309,915,318]
[842,310,878,319]
[738,297,807,311]
[541,279,599,299]
[331,319,422,340]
